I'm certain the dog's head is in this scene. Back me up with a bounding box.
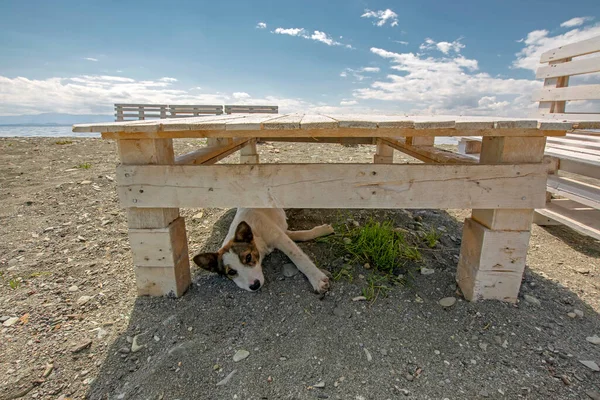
[193,221,264,292]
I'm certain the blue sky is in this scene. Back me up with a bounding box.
[0,0,598,116]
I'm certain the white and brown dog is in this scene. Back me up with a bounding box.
[193,208,334,293]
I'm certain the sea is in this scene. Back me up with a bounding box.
[0,125,458,144]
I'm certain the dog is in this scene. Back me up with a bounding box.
[193,208,334,293]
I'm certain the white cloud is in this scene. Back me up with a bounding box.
[273,27,306,37]
[361,9,399,27]
[340,100,358,106]
[339,71,348,78]
[256,22,267,29]
[420,38,465,54]
[354,46,540,116]
[271,27,350,47]
[233,92,251,99]
[394,40,409,45]
[83,57,98,62]
[340,67,379,81]
[513,22,600,71]
[159,77,178,83]
[361,67,380,73]
[560,16,594,28]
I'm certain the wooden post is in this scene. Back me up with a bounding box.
[117,139,191,297]
[457,136,546,302]
[538,59,571,115]
[406,137,435,146]
[374,139,393,164]
[240,142,259,164]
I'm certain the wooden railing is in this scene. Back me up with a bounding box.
[115,104,278,121]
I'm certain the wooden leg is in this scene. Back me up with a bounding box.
[117,139,191,297]
[374,140,393,164]
[457,136,546,302]
[406,137,435,146]
[240,141,259,164]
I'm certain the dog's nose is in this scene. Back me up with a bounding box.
[249,279,261,291]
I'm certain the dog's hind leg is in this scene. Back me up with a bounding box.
[286,224,334,242]
[275,234,330,293]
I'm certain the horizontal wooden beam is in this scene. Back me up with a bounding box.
[116,163,548,209]
[536,56,600,79]
[533,84,600,102]
[263,137,375,145]
[175,138,253,165]
[380,137,477,164]
[540,36,600,63]
[99,128,566,140]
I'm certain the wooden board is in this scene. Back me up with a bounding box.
[536,56,600,79]
[546,175,600,209]
[540,36,600,63]
[535,199,600,240]
[533,84,600,102]
[175,138,253,165]
[380,137,477,164]
[115,163,548,209]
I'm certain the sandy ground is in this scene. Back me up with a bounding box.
[1,138,599,400]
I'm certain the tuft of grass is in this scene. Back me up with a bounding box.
[9,278,20,290]
[29,271,52,278]
[76,162,92,169]
[333,264,354,283]
[361,272,406,303]
[55,140,73,145]
[423,227,441,248]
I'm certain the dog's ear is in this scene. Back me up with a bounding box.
[234,221,253,243]
[193,252,220,273]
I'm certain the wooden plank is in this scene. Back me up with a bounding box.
[545,147,600,168]
[535,199,600,240]
[547,137,600,149]
[471,209,534,231]
[380,137,477,164]
[406,136,435,146]
[547,142,600,157]
[300,114,338,130]
[175,138,253,165]
[264,137,375,145]
[537,113,600,129]
[536,56,600,79]
[533,84,600,102]
[540,36,600,63]
[558,158,600,180]
[457,218,531,303]
[115,163,548,209]
[479,137,546,163]
[546,175,600,209]
[262,113,304,130]
[224,114,283,131]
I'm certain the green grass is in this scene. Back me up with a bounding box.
[55,140,73,145]
[423,227,442,248]
[9,278,20,290]
[76,162,92,169]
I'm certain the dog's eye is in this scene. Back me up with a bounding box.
[245,254,252,263]
[227,269,237,276]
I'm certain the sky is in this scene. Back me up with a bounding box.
[0,0,598,117]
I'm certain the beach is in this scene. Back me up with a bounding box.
[1,137,600,399]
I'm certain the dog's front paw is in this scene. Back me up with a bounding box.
[309,270,330,294]
[318,224,335,236]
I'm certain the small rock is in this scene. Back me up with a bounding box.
[97,328,108,339]
[131,335,144,353]
[0,316,9,323]
[439,297,456,308]
[567,312,577,318]
[77,295,92,306]
[282,263,299,277]
[479,342,488,351]
[313,381,325,388]
[524,295,540,306]
[233,349,250,362]
[2,317,19,327]
[43,363,54,378]
[333,308,345,317]
[71,339,93,353]
[420,267,435,275]
[342,237,352,245]
[586,335,600,345]
[352,296,367,302]
[80,180,92,185]
[363,348,372,362]
[118,347,130,354]
[363,263,371,270]
[404,373,414,382]
[216,370,237,386]
[574,309,584,318]
[77,235,86,242]
[68,285,79,292]
[579,360,600,372]
[192,211,204,220]
[153,335,160,342]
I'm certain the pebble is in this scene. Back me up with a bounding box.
[420,267,435,275]
[352,296,367,302]
[363,263,371,270]
[69,285,79,292]
[192,211,204,220]
[439,297,456,308]
[118,347,130,354]
[586,335,600,345]
[282,263,299,277]
[574,309,584,318]
[567,312,577,318]
[524,294,540,306]
[2,317,19,327]
[363,348,372,362]
[579,360,600,372]
[80,180,92,185]
[77,295,92,306]
[479,342,488,351]
[342,237,352,245]
[131,335,144,353]
[71,339,93,353]
[216,370,236,386]
[0,316,9,323]
[313,381,325,388]
[233,349,250,362]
